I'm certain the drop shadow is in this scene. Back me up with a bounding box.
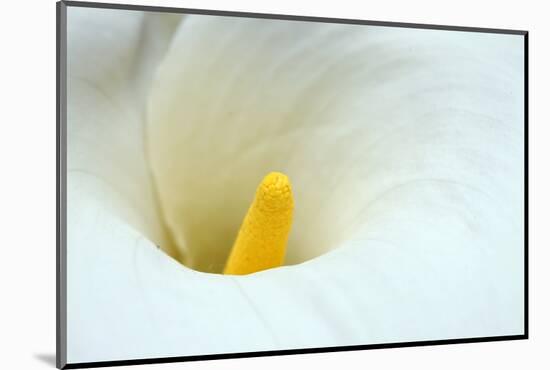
[34,353,56,367]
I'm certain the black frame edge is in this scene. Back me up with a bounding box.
[63,335,527,369]
[523,32,529,338]
[57,1,68,369]
[62,0,527,35]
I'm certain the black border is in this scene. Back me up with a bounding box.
[524,30,529,340]
[57,1,67,369]
[63,0,527,35]
[63,335,526,369]
[56,1,529,369]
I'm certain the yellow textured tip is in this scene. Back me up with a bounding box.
[224,172,294,275]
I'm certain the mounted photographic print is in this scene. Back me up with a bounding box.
[56,1,528,368]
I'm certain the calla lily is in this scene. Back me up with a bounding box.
[66,6,524,364]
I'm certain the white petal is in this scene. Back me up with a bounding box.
[67,8,302,364]
[65,6,190,362]
[67,6,180,250]
[148,14,524,345]
[68,10,525,363]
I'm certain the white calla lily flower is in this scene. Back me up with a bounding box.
[66,6,524,364]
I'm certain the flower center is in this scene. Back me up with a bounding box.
[224,172,294,275]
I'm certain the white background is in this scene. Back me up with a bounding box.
[0,0,546,369]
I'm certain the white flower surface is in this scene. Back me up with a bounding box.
[66,7,525,364]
